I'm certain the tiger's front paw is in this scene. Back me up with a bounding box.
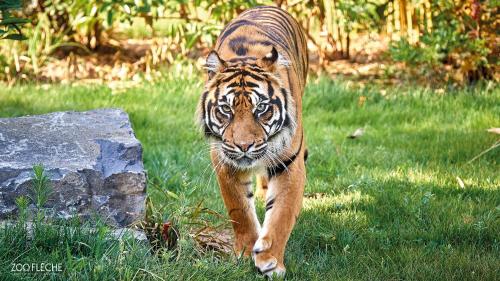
[252,237,272,254]
[253,251,286,278]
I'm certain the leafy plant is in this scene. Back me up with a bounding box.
[15,195,29,222]
[30,164,52,209]
[0,0,29,40]
[141,196,180,255]
[389,0,497,84]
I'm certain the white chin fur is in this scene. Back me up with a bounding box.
[214,126,295,171]
[267,125,295,157]
[218,151,264,170]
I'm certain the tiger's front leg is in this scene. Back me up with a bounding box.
[252,154,306,277]
[211,150,261,256]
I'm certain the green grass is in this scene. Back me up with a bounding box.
[0,76,499,280]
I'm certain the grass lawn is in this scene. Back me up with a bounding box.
[0,76,499,280]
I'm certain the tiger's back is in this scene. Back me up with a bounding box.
[215,6,308,93]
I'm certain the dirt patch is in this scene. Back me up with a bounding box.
[15,34,399,86]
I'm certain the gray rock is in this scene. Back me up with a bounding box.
[0,221,148,242]
[0,109,146,227]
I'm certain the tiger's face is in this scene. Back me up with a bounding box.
[198,47,296,169]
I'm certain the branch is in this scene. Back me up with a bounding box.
[467,139,500,164]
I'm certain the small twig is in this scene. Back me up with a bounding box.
[467,139,500,164]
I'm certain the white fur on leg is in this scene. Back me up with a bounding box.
[252,237,272,254]
[264,266,286,279]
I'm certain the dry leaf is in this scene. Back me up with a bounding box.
[456,176,465,189]
[348,128,365,139]
[486,128,500,135]
[193,228,233,256]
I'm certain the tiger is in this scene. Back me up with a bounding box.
[197,6,308,277]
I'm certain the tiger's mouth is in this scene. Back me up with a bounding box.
[235,156,255,167]
[221,145,267,168]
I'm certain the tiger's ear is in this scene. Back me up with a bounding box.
[258,46,289,72]
[205,50,226,79]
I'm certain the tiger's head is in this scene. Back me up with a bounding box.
[197,47,296,169]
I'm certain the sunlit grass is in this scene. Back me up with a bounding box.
[0,76,498,280]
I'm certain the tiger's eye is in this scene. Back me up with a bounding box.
[220,104,231,113]
[256,103,267,113]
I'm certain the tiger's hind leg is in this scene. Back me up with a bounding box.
[255,175,268,200]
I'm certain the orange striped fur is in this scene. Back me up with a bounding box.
[197,6,308,277]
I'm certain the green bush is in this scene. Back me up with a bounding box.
[389,0,496,84]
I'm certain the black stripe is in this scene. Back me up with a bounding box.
[221,70,266,83]
[201,91,208,119]
[263,7,307,81]
[282,113,290,128]
[267,81,274,97]
[246,8,301,69]
[245,81,259,88]
[248,66,265,72]
[222,18,290,59]
[226,81,240,88]
[218,20,258,47]
[242,70,264,81]
[220,6,307,84]
[249,15,295,52]
[228,57,257,62]
[254,19,292,48]
[251,89,268,101]
[229,36,249,56]
[267,133,303,178]
[222,72,242,83]
[270,95,283,110]
[281,88,288,111]
[203,124,214,138]
[214,86,220,99]
[265,198,275,211]
[247,6,297,40]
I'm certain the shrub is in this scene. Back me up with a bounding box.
[389,0,497,84]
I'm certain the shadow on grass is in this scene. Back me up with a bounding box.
[284,177,499,280]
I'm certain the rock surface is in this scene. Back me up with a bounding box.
[0,109,146,227]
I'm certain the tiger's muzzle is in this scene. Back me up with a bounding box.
[222,139,268,168]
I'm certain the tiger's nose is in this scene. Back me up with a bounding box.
[235,141,254,152]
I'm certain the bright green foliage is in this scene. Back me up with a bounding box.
[150,0,264,59]
[30,164,52,209]
[29,0,164,48]
[0,76,498,280]
[335,0,383,32]
[15,196,29,221]
[25,0,265,49]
